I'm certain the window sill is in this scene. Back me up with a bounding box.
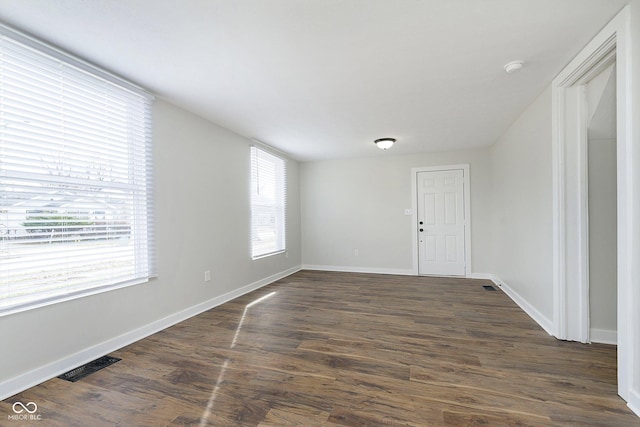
[0,277,152,318]
[252,250,286,261]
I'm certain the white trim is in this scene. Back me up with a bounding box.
[0,277,149,318]
[252,249,286,260]
[578,83,591,343]
[0,266,301,401]
[557,34,617,87]
[301,264,414,276]
[467,272,493,281]
[479,274,555,336]
[590,328,618,345]
[552,8,619,343]
[250,139,291,159]
[411,172,420,275]
[552,5,637,404]
[410,164,472,277]
[552,84,567,339]
[629,390,640,418]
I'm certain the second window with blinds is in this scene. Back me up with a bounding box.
[250,147,286,259]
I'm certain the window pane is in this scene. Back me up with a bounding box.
[250,147,286,258]
[0,27,154,315]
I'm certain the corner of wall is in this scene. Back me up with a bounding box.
[476,273,555,336]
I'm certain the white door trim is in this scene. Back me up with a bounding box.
[552,5,639,410]
[411,164,471,277]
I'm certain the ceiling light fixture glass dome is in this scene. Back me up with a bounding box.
[374,138,396,150]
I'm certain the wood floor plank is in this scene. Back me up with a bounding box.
[442,409,546,427]
[258,404,332,426]
[2,270,639,426]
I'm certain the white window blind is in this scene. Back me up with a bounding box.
[250,146,286,258]
[0,26,154,315]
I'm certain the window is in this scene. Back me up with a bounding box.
[0,26,154,315]
[250,146,286,258]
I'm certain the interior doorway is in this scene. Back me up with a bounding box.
[552,5,637,407]
[586,63,617,345]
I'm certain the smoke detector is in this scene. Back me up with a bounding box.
[504,60,524,74]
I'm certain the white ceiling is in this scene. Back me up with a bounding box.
[0,0,629,161]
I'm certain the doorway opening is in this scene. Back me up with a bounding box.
[552,5,637,406]
[586,62,617,345]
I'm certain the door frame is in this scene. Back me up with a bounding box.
[552,5,638,409]
[411,164,471,277]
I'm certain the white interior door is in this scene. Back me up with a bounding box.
[417,169,465,276]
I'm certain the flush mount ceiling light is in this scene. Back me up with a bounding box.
[504,60,524,74]
[374,138,396,150]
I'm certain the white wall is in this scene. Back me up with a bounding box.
[490,86,554,323]
[588,138,617,336]
[0,99,301,396]
[586,60,617,340]
[300,149,492,275]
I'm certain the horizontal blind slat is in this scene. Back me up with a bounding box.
[0,25,154,316]
[250,146,286,258]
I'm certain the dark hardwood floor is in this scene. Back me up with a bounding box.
[3,271,639,426]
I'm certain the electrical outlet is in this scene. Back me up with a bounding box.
[353,248,359,256]
[204,270,211,282]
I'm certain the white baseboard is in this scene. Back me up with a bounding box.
[467,272,493,281]
[301,264,414,276]
[629,389,640,418]
[475,273,555,336]
[590,328,617,345]
[0,266,301,401]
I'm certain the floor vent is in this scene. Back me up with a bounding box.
[482,285,497,291]
[57,356,121,382]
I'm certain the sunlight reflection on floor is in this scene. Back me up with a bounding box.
[198,291,277,426]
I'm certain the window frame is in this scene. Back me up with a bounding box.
[250,145,286,259]
[0,24,155,316]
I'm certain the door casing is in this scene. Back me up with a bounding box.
[552,5,638,408]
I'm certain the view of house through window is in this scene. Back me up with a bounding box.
[250,146,286,258]
[0,27,154,315]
